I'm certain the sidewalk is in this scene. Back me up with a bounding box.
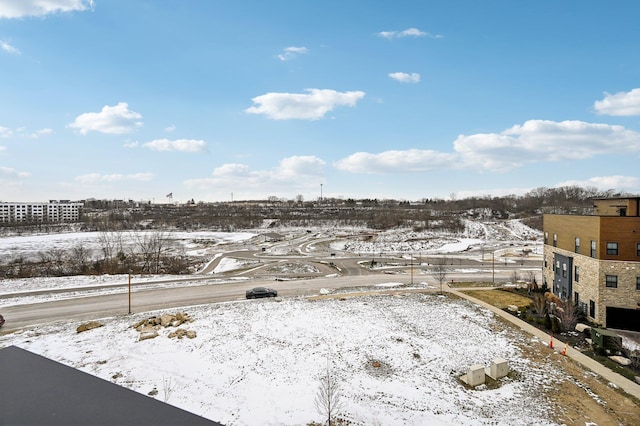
[448,287,640,401]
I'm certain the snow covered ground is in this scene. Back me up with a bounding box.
[0,230,257,263]
[1,293,559,425]
[0,221,560,424]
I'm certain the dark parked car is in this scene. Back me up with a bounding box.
[0,314,4,328]
[245,287,278,299]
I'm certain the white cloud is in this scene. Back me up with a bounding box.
[377,28,442,40]
[388,72,420,83]
[123,140,139,148]
[334,149,456,174]
[30,128,54,138]
[246,89,365,120]
[335,119,640,174]
[0,126,12,138]
[0,40,19,54]
[0,146,6,152]
[278,46,308,61]
[74,172,154,184]
[454,120,640,171]
[68,102,143,135]
[164,124,176,132]
[277,155,326,177]
[556,175,640,192]
[142,138,207,152]
[0,0,94,19]
[593,88,640,116]
[185,156,325,193]
[0,166,31,178]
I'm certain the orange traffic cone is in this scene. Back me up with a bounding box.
[561,343,567,356]
[549,336,553,349]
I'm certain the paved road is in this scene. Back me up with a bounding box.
[0,232,542,333]
[0,274,399,333]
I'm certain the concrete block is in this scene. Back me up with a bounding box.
[486,358,509,380]
[575,323,591,333]
[609,355,632,366]
[461,364,486,386]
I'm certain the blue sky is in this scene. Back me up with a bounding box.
[1,0,640,203]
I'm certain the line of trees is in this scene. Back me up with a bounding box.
[1,231,191,279]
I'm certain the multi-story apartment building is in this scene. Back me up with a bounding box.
[0,201,82,223]
[543,197,640,331]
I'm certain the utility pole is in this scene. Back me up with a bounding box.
[410,252,414,285]
[492,251,495,284]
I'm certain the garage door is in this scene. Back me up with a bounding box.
[606,307,640,332]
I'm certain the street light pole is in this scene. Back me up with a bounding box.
[492,251,495,284]
[128,272,132,314]
[410,252,414,285]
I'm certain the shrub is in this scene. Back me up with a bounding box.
[544,313,552,330]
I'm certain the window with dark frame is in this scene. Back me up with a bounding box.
[591,240,596,258]
[605,274,618,288]
[637,243,640,257]
[553,233,557,247]
[637,277,640,291]
[574,265,579,282]
[562,263,567,278]
[575,237,580,254]
[606,242,618,255]
[589,300,595,318]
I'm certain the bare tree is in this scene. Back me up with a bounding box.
[429,257,449,293]
[526,271,538,293]
[531,293,547,316]
[71,243,90,274]
[556,299,578,332]
[162,376,176,402]
[98,231,125,273]
[315,359,343,426]
[510,270,521,286]
[50,247,67,276]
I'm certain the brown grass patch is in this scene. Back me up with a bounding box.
[460,289,532,309]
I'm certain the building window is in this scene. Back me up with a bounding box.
[574,266,580,282]
[590,240,596,258]
[553,233,557,247]
[606,242,618,256]
[555,260,560,274]
[574,291,579,306]
[589,300,595,318]
[637,277,640,291]
[605,275,618,288]
[562,263,567,278]
[544,232,548,245]
[544,258,547,268]
[575,237,580,254]
[637,243,640,257]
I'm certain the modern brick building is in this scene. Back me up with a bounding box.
[543,197,640,331]
[0,200,82,223]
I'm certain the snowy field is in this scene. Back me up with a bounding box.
[1,293,559,425]
[0,221,556,424]
[0,230,257,263]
